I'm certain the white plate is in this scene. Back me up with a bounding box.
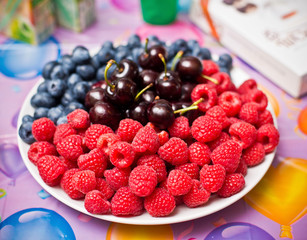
[17,66,277,225]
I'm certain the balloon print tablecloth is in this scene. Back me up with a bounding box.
[1,1,307,239]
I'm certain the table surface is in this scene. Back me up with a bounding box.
[1,1,307,239]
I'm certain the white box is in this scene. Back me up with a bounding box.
[189,0,307,98]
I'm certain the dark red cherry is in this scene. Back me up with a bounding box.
[138,44,167,72]
[126,101,150,125]
[155,70,182,101]
[85,87,108,109]
[175,56,202,82]
[180,82,196,102]
[138,69,159,89]
[147,99,175,129]
[140,90,156,103]
[110,59,139,82]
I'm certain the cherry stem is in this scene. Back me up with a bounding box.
[104,60,116,89]
[200,73,219,84]
[192,98,204,106]
[144,38,149,54]
[134,83,153,102]
[171,50,184,71]
[158,53,167,78]
[174,98,204,115]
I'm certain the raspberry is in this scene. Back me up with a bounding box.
[157,130,169,146]
[28,141,57,165]
[129,165,158,197]
[229,122,257,149]
[167,169,193,196]
[235,159,248,176]
[53,123,77,145]
[111,186,143,216]
[60,168,85,199]
[104,167,130,191]
[67,109,90,129]
[32,117,56,142]
[191,116,222,143]
[144,188,176,217]
[257,124,279,153]
[132,126,160,155]
[117,118,143,142]
[95,178,115,200]
[158,137,189,166]
[183,179,210,208]
[200,60,219,76]
[209,72,232,94]
[242,142,265,167]
[237,79,258,95]
[96,133,120,155]
[77,148,108,177]
[188,142,211,166]
[137,154,167,183]
[206,105,230,129]
[59,156,78,170]
[109,141,135,168]
[176,163,200,179]
[84,190,111,214]
[244,89,268,112]
[207,132,230,151]
[84,124,113,150]
[218,91,242,117]
[257,109,274,128]
[200,164,226,193]
[56,135,84,161]
[217,173,245,197]
[191,84,217,112]
[37,155,67,186]
[72,170,97,194]
[168,116,190,139]
[211,140,242,173]
[239,102,259,125]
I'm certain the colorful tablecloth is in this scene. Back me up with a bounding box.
[1,1,307,239]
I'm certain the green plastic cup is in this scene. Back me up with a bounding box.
[140,0,177,25]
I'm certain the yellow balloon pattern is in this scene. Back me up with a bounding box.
[244,158,307,239]
[106,223,174,240]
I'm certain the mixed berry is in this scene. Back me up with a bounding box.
[19,35,279,218]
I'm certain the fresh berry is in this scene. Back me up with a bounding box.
[32,117,56,142]
[211,140,242,173]
[56,135,84,161]
[137,154,167,183]
[242,142,265,167]
[209,72,232,94]
[18,121,35,144]
[167,169,193,196]
[77,148,108,177]
[168,116,190,139]
[200,164,226,193]
[28,141,57,165]
[59,156,78,169]
[256,109,274,128]
[217,173,245,197]
[206,105,230,129]
[235,159,248,176]
[229,122,257,149]
[183,179,210,208]
[109,141,135,168]
[244,89,268,112]
[60,168,85,199]
[257,124,279,153]
[96,133,120,154]
[188,142,211,166]
[200,60,219,76]
[116,119,143,142]
[176,163,200,179]
[84,124,114,150]
[157,130,169,146]
[218,91,242,117]
[104,167,131,191]
[132,126,160,154]
[191,116,222,143]
[237,79,257,95]
[147,99,175,129]
[129,165,158,197]
[144,188,176,217]
[67,109,90,129]
[84,190,111,214]
[37,155,67,186]
[71,170,97,194]
[191,84,217,112]
[207,132,230,151]
[239,102,259,125]
[111,186,143,216]
[158,137,189,166]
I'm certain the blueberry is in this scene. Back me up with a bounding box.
[60,54,76,75]
[147,35,160,42]
[57,115,68,125]
[73,81,90,101]
[192,47,211,60]
[48,105,64,123]
[218,53,233,69]
[97,47,115,65]
[67,73,82,88]
[219,66,231,75]
[114,49,129,62]
[64,102,85,115]
[42,61,57,79]
[96,64,116,81]
[102,41,114,50]
[172,39,188,53]
[127,34,141,49]
[131,47,143,63]
[91,54,101,69]
[34,107,49,119]
[187,39,200,51]
[76,64,96,81]
[30,92,57,108]
[37,81,48,93]
[61,90,77,106]
[166,44,177,61]
[72,46,91,65]
[22,114,34,124]
[50,64,67,80]
[18,122,35,144]
[47,79,67,97]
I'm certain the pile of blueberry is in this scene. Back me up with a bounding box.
[18,34,233,144]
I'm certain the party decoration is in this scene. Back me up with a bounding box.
[0,188,7,199]
[204,222,274,240]
[245,157,307,239]
[0,208,76,240]
[106,223,173,240]
[37,189,51,199]
[298,106,307,135]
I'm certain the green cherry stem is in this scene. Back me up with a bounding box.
[171,50,184,71]
[174,98,204,115]
[104,60,116,89]
[200,73,219,85]
[134,83,154,102]
[158,53,167,80]
[144,38,149,54]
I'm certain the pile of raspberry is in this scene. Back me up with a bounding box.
[27,77,279,217]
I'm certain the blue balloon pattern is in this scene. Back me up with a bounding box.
[204,222,274,240]
[0,36,60,80]
[0,208,76,240]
